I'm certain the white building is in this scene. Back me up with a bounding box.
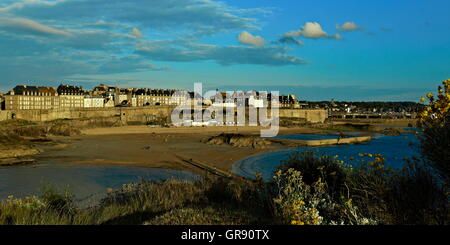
[84,96,104,108]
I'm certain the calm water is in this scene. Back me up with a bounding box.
[0,163,198,205]
[232,132,420,181]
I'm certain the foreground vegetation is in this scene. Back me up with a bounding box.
[0,80,448,225]
[0,148,447,225]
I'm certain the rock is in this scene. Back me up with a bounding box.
[205,133,271,149]
[48,124,81,136]
[382,128,402,136]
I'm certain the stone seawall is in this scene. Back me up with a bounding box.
[278,109,327,123]
[0,107,328,124]
[272,136,372,147]
[0,106,174,124]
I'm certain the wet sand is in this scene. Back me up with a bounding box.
[32,126,326,174]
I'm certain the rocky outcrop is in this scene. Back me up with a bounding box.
[205,133,271,149]
[48,124,81,136]
[380,128,404,136]
[0,128,42,165]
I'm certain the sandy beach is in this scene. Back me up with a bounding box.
[31,126,327,174]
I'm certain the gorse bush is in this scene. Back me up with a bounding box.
[417,79,450,186]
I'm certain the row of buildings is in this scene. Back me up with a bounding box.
[0,83,301,111]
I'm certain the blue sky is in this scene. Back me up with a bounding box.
[0,0,449,101]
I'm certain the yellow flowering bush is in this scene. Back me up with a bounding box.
[272,168,376,225]
[418,79,450,127]
[273,168,325,225]
[417,79,450,185]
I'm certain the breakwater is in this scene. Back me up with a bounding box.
[270,136,372,147]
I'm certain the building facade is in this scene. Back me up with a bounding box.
[4,85,60,110]
[2,83,302,112]
[84,96,104,108]
[57,85,84,108]
[135,89,182,106]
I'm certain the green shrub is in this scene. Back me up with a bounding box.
[203,176,271,212]
[387,161,449,225]
[278,151,449,225]
[40,185,75,215]
[272,168,376,225]
[346,154,449,225]
[279,151,350,199]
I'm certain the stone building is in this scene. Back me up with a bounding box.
[57,84,84,108]
[135,89,184,106]
[4,85,60,110]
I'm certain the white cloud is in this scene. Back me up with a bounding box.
[131,27,143,39]
[0,16,72,36]
[336,22,361,31]
[238,31,264,47]
[333,33,341,39]
[284,22,340,39]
